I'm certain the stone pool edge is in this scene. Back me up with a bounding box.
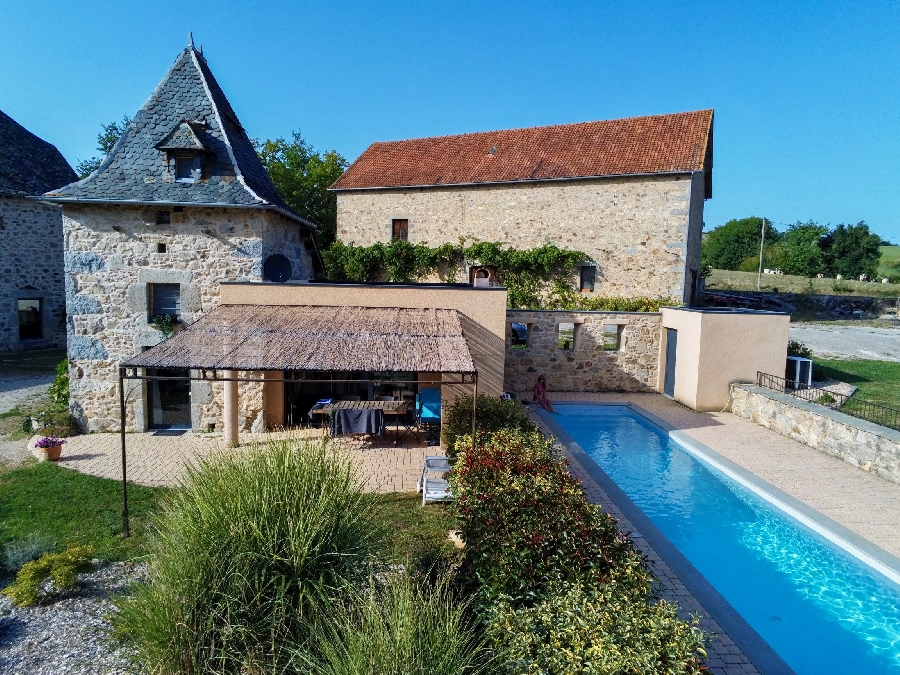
[627,402,900,586]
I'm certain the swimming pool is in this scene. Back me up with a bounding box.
[549,404,900,675]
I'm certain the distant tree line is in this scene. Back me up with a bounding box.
[701,217,886,280]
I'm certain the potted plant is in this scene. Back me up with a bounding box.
[36,435,66,461]
[152,314,178,338]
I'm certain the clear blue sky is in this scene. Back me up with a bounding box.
[2,1,898,242]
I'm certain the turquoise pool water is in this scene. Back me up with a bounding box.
[554,404,900,675]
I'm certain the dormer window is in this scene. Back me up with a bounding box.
[175,156,202,182]
[156,120,213,183]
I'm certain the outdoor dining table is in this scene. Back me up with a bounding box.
[311,400,418,444]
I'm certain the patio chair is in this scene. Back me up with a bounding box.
[416,388,441,430]
[422,477,452,506]
[416,455,452,493]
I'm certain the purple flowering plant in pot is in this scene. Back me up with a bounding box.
[36,435,66,461]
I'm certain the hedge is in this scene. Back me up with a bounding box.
[446,395,707,674]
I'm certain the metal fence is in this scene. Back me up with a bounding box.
[756,372,900,432]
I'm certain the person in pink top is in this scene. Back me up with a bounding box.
[532,375,556,413]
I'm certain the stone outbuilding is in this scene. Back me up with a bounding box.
[330,110,713,303]
[0,109,78,352]
[43,41,321,432]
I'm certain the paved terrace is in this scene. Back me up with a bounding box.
[58,427,435,493]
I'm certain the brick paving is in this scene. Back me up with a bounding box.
[58,426,437,493]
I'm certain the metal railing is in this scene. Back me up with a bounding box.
[756,372,900,432]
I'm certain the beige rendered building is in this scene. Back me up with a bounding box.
[331,110,713,304]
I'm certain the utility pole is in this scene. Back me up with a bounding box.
[757,217,766,291]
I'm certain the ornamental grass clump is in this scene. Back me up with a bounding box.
[113,439,386,675]
[294,571,495,675]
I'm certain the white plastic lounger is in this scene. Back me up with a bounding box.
[422,478,452,506]
[417,455,452,493]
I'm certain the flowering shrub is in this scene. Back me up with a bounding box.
[444,395,537,454]
[452,430,642,609]
[36,435,65,449]
[485,581,706,675]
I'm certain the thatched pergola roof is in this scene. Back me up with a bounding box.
[123,304,476,373]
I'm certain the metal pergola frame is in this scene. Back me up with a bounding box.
[117,366,478,536]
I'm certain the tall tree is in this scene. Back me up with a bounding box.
[820,222,882,279]
[75,115,132,178]
[778,221,829,277]
[701,217,780,271]
[254,133,348,247]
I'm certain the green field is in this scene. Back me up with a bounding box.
[879,246,900,282]
[814,359,900,410]
[706,268,900,297]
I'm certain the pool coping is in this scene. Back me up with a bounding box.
[538,403,799,675]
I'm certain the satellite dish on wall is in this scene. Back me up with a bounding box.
[263,254,292,282]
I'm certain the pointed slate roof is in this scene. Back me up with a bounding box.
[0,109,77,196]
[44,46,312,227]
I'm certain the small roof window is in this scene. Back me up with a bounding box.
[175,156,202,182]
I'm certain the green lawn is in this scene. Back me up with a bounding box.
[376,492,458,562]
[879,246,900,283]
[814,359,900,410]
[707,268,900,296]
[0,462,166,563]
[0,462,455,568]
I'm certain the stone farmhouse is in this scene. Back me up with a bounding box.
[330,110,713,303]
[43,42,321,432]
[0,110,77,352]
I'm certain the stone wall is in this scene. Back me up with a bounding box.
[0,196,66,351]
[336,173,705,302]
[504,310,661,394]
[729,383,900,485]
[63,203,314,432]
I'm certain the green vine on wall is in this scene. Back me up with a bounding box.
[321,239,674,310]
[322,239,590,308]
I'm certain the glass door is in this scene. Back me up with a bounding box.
[148,368,191,429]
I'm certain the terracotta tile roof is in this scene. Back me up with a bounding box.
[331,110,713,193]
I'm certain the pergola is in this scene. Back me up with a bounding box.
[116,304,479,535]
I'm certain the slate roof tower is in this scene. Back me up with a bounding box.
[46,44,311,226]
[46,40,320,433]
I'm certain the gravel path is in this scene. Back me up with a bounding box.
[0,374,54,415]
[0,562,143,675]
[0,373,54,467]
[789,324,900,361]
